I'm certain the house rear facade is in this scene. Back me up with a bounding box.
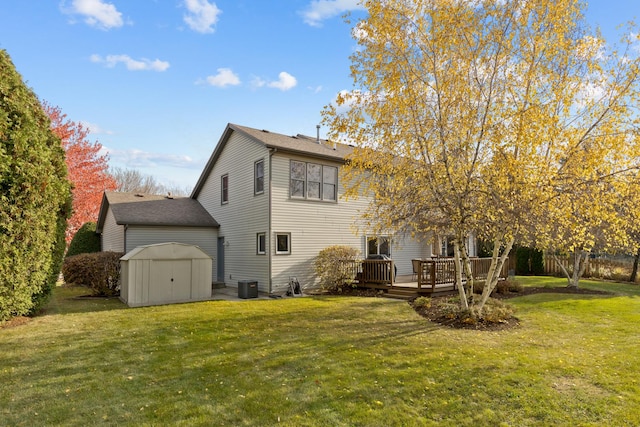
[97,123,476,296]
[190,124,439,294]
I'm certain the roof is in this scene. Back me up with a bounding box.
[191,123,355,198]
[96,192,219,233]
[120,242,212,261]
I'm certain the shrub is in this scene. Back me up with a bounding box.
[413,296,431,309]
[66,222,100,257]
[314,245,361,291]
[476,298,515,323]
[0,50,72,321]
[473,279,522,295]
[62,252,123,296]
[495,278,524,294]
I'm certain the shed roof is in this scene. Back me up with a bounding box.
[121,242,212,260]
[191,123,355,198]
[96,192,219,233]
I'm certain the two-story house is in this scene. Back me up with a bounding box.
[98,123,476,295]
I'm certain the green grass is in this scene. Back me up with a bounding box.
[1,279,640,426]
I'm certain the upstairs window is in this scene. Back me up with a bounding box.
[290,161,338,201]
[255,160,264,195]
[221,174,229,204]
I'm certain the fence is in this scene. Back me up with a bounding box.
[544,255,635,282]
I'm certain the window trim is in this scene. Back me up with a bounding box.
[254,159,265,195]
[289,160,338,202]
[221,174,229,205]
[366,235,391,257]
[275,232,291,255]
[256,232,266,255]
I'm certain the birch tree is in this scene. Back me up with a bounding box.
[324,0,640,315]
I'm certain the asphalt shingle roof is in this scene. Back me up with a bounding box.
[97,192,219,232]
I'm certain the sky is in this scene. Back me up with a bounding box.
[0,0,638,192]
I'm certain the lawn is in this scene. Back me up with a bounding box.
[1,277,639,426]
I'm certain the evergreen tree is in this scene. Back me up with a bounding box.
[0,50,72,321]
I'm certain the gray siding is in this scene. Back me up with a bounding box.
[270,152,367,293]
[101,208,125,252]
[125,226,218,280]
[196,131,270,291]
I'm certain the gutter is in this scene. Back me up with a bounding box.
[268,147,277,295]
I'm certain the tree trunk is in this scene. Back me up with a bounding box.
[566,250,589,288]
[476,235,514,313]
[453,239,469,311]
[630,247,640,283]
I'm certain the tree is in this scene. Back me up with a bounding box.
[43,103,117,244]
[0,49,72,321]
[324,0,640,314]
[109,166,190,196]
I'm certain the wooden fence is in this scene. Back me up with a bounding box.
[544,256,635,281]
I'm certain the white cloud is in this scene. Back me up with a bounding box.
[308,85,323,94]
[104,147,202,169]
[301,0,365,27]
[80,120,114,135]
[90,54,170,71]
[267,72,298,91]
[183,0,221,34]
[200,68,241,87]
[63,0,124,30]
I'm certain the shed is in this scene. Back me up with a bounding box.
[120,242,213,307]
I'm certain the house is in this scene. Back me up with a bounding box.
[190,123,465,295]
[97,123,477,296]
[96,192,219,279]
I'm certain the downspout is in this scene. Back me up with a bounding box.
[268,147,277,294]
[123,224,128,253]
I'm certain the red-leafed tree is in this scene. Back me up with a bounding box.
[43,103,117,243]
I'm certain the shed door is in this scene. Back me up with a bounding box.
[150,260,192,303]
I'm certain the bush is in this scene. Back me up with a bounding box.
[473,279,522,295]
[62,252,123,297]
[314,245,361,291]
[66,222,100,257]
[0,50,72,321]
[413,296,431,309]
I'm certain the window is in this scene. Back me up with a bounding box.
[323,166,337,201]
[290,161,305,197]
[254,160,264,195]
[221,174,229,204]
[290,161,338,201]
[367,236,391,257]
[307,163,321,199]
[275,233,291,255]
[257,233,266,255]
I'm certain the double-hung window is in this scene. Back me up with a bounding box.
[290,161,337,201]
[254,160,264,195]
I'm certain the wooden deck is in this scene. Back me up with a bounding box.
[342,258,509,299]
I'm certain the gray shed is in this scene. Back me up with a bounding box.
[120,242,213,307]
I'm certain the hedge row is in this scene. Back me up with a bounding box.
[62,252,124,297]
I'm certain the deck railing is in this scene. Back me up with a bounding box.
[416,257,509,291]
[339,257,508,293]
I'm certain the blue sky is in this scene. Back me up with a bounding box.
[0,0,638,190]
